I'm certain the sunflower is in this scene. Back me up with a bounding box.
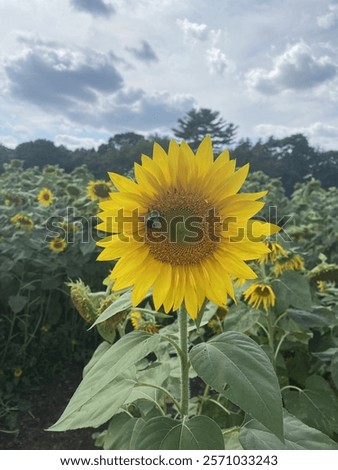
[87,180,111,201]
[274,254,305,277]
[38,188,53,206]
[130,311,142,329]
[243,283,276,312]
[14,368,23,378]
[97,136,279,319]
[130,311,158,334]
[49,237,67,253]
[11,213,34,231]
[259,241,287,264]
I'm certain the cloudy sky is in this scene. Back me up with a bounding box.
[1,0,338,150]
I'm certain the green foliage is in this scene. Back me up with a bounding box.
[133,416,224,450]
[190,332,284,441]
[1,126,338,448]
[239,410,338,450]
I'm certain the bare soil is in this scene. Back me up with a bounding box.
[0,368,97,450]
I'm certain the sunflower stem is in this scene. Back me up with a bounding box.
[178,305,190,418]
[265,308,275,367]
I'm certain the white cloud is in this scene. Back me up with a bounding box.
[317,4,338,29]
[176,18,209,42]
[206,47,230,75]
[54,134,105,150]
[4,36,124,109]
[247,41,337,94]
[254,122,338,150]
[2,34,194,135]
[0,135,18,148]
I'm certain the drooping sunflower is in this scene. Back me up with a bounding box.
[243,283,276,312]
[97,136,279,319]
[273,253,304,277]
[259,241,287,264]
[11,213,34,231]
[87,180,112,201]
[49,237,67,253]
[38,188,53,206]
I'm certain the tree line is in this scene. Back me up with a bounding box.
[0,108,337,195]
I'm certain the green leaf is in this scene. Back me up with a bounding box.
[83,341,111,377]
[190,332,284,441]
[224,429,243,450]
[8,295,29,313]
[194,300,218,329]
[312,347,338,363]
[287,307,336,328]
[49,331,160,431]
[91,290,133,326]
[240,410,338,450]
[127,363,171,405]
[283,375,338,437]
[271,278,291,314]
[277,271,312,309]
[134,416,224,450]
[103,412,143,450]
[223,302,261,332]
[330,350,338,389]
[80,240,96,256]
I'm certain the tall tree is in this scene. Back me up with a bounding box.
[172,108,238,151]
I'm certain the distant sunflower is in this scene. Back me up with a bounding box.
[130,311,142,330]
[97,136,279,319]
[274,254,304,277]
[14,368,23,378]
[87,180,111,201]
[49,238,67,253]
[243,283,276,312]
[38,188,53,206]
[259,241,287,264]
[11,213,34,231]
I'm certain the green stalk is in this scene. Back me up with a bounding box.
[178,305,190,417]
[265,308,275,367]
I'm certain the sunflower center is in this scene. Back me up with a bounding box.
[43,193,50,200]
[255,286,271,298]
[145,189,221,265]
[94,183,110,198]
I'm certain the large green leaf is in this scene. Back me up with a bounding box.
[103,412,144,450]
[127,363,171,405]
[330,350,338,389]
[83,341,111,377]
[134,416,224,450]
[283,375,338,437]
[287,307,336,328]
[240,410,338,450]
[223,302,261,332]
[276,271,312,309]
[190,332,284,441]
[49,331,160,431]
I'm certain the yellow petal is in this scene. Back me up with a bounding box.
[132,259,161,306]
[152,263,172,311]
[195,135,213,177]
[108,172,139,193]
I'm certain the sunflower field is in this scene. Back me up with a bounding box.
[1,138,338,450]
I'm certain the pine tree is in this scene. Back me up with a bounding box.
[172,108,238,151]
